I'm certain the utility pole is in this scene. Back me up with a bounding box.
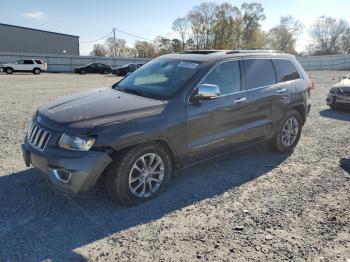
[112,28,117,58]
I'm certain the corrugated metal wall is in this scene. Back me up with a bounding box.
[1,51,350,72]
[0,24,79,55]
[297,54,350,71]
[0,51,150,72]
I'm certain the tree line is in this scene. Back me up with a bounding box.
[90,2,350,57]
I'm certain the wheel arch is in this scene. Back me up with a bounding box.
[289,103,307,125]
[110,137,178,166]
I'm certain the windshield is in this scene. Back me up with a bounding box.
[113,58,200,100]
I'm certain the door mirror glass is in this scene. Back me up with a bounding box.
[193,84,220,101]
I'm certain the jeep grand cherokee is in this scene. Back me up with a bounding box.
[22,50,312,206]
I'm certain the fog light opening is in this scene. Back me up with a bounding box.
[53,169,71,183]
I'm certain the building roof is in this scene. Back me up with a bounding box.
[0,23,79,38]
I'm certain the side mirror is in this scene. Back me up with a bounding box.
[192,84,220,101]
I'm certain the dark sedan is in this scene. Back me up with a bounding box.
[327,79,350,110]
[74,63,112,74]
[112,63,143,76]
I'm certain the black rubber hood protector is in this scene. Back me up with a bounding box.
[37,87,166,134]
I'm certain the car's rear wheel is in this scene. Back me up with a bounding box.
[105,143,172,206]
[80,70,86,75]
[272,110,302,153]
[33,68,41,75]
[5,68,13,74]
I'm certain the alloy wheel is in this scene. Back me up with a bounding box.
[128,153,165,198]
[281,117,299,147]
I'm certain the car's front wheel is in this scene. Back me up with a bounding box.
[5,68,13,74]
[272,110,302,153]
[105,143,172,206]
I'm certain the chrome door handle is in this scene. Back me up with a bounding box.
[233,97,247,103]
[276,88,287,93]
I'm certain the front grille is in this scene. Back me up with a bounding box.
[27,122,51,151]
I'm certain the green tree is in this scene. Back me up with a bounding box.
[241,3,266,49]
[266,16,303,54]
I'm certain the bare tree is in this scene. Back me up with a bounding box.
[172,17,189,50]
[309,16,349,55]
[89,43,108,56]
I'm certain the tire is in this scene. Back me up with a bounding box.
[102,70,109,74]
[271,110,302,153]
[80,70,86,75]
[105,143,172,206]
[5,68,13,74]
[33,68,41,75]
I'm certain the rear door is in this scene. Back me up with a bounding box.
[23,60,35,71]
[187,60,252,157]
[243,58,291,139]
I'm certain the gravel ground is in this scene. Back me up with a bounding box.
[0,72,349,262]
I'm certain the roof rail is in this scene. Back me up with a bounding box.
[226,49,284,54]
[177,50,222,55]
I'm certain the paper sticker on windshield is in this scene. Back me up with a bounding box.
[178,62,199,69]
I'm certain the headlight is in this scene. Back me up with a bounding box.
[58,133,95,151]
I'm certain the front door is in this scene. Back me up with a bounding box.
[186,60,252,159]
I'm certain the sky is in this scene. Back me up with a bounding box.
[1,0,349,55]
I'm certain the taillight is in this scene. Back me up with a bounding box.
[307,73,314,91]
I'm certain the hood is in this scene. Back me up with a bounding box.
[330,79,350,95]
[38,87,166,132]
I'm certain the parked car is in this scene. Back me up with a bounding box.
[74,63,112,74]
[112,63,143,76]
[1,59,47,74]
[327,78,350,110]
[22,50,311,206]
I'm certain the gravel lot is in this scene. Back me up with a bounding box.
[0,72,349,261]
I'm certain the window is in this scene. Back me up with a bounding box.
[16,60,24,64]
[114,58,200,100]
[272,60,301,83]
[244,59,276,89]
[35,60,43,64]
[24,60,34,64]
[201,61,241,95]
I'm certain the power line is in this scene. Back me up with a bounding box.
[114,28,154,42]
[80,31,113,44]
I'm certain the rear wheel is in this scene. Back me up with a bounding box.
[5,68,13,74]
[33,68,41,75]
[272,110,302,153]
[80,70,86,75]
[105,143,172,206]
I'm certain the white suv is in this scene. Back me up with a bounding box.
[1,59,47,75]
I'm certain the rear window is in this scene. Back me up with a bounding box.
[244,59,276,89]
[272,60,301,83]
[24,60,34,65]
[35,60,43,64]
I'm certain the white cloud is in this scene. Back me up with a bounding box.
[22,11,47,22]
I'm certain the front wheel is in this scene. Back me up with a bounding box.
[105,143,172,206]
[272,110,302,153]
[5,68,13,74]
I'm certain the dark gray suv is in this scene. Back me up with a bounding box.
[22,50,312,206]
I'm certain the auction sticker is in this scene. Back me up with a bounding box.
[178,62,199,69]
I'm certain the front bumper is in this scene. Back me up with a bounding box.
[21,143,112,195]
